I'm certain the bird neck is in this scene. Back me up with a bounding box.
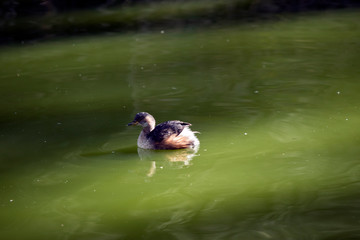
[141,118,155,135]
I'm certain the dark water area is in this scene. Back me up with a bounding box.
[0,9,360,240]
[1,0,360,44]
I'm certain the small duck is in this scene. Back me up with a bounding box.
[128,112,200,150]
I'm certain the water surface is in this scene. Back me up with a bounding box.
[1,10,360,240]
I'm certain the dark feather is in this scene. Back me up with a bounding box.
[148,120,191,143]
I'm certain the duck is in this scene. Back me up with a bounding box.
[128,112,200,150]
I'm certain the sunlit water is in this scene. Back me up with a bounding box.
[1,10,360,240]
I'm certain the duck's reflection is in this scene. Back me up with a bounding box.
[137,147,199,177]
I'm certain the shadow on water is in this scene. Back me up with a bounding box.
[80,145,139,157]
[81,145,199,177]
[137,147,199,177]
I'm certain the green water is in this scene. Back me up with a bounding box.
[1,10,360,240]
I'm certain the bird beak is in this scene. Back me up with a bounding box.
[127,121,138,126]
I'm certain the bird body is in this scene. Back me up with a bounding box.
[128,112,199,150]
